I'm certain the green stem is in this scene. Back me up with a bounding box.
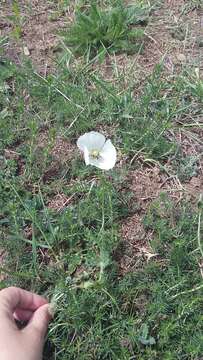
[198,194,203,258]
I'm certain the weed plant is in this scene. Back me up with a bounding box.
[62,2,150,57]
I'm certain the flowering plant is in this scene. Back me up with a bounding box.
[77,131,116,170]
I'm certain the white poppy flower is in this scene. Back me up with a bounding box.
[77,131,117,170]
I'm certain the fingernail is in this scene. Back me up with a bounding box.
[47,303,55,318]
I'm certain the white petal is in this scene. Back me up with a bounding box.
[84,146,90,165]
[96,139,117,170]
[88,157,105,169]
[77,131,106,152]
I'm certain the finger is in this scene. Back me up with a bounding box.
[0,287,48,316]
[14,309,33,322]
[26,304,52,339]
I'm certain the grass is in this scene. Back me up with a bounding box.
[61,1,150,58]
[0,0,203,359]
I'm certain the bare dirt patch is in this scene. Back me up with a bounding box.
[0,1,72,72]
[48,192,75,211]
[185,176,202,199]
[36,131,76,162]
[4,148,26,175]
[132,0,202,80]
[119,166,169,274]
[93,1,202,85]
[167,128,203,200]
[119,160,202,274]
[35,132,76,182]
[51,137,75,162]
[120,213,155,274]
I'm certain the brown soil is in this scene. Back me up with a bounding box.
[89,0,203,87]
[4,148,26,175]
[37,132,76,163]
[37,133,76,183]
[137,0,202,77]
[119,156,202,274]
[0,1,72,72]
[48,192,75,211]
[4,131,76,180]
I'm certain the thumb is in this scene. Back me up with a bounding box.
[26,303,52,339]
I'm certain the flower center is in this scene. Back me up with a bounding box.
[90,149,100,159]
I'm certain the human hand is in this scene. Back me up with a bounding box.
[0,286,52,360]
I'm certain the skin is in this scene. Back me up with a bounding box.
[0,287,52,360]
